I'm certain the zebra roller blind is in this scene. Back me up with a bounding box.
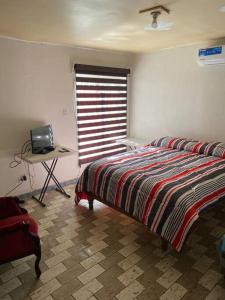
[75,64,130,165]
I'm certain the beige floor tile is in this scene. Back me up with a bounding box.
[45,250,71,268]
[45,296,54,300]
[120,218,135,226]
[72,278,103,300]
[44,207,61,216]
[119,242,140,257]
[0,263,30,283]
[119,224,138,235]
[31,278,61,300]
[40,263,67,283]
[52,239,74,255]
[56,232,78,243]
[153,248,169,259]
[182,285,209,300]
[101,241,122,258]
[92,216,110,226]
[155,255,178,273]
[39,220,54,231]
[11,256,33,267]
[119,264,144,286]
[39,214,58,224]
[66,215,85,224]
[210,226,225,238]
[177,269,202,291]
[160,283,187,300]
[1,295,13,300]
[39,229,49,238]
[57,264,85,285]
[100,251,123,270]
[187,244,207,260]
[80,252,105,270]
[205,285,225,300]
[192,255,214,273]
[186,233,202,246]
[85,241,108,256]
[96,266,124,299]
[87,232,108,245]
[118,253,142,271]
[116,280,145,300]
[78,264,105,284]
[119,232,138,246]
[89,223,109,234]
[0,278,21,298]
[51,278,82,300]
[157,267,182,289]
[199,269,223,290]
[0,185,224,300]
[62,223,81,232]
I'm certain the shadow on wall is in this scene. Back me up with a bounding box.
[0,117,46,153]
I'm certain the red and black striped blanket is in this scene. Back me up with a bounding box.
[75,145,225,251]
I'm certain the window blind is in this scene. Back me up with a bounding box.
[74,64,130,165]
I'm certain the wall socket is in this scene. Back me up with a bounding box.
[19,175,27,182]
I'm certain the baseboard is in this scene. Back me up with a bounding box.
[19,178,78,200]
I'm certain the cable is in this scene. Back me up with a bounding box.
[4,181,23,197]
[9,140,31,168]
[22,160,34,192]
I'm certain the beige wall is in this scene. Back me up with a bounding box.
[0,37,131,196]
[130,44,225,144]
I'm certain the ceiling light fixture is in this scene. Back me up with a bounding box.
[151,11,161,29]
[139,5,171,30]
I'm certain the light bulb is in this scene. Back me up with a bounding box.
[151,11,161,29]
[152,20,158,29]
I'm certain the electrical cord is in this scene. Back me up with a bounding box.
[4,181,23,197]
[9,140,31,168]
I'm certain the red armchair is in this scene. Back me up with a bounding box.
[0,197,41,278]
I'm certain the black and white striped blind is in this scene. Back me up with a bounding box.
[74,64,130,165]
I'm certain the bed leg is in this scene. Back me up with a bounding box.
[87,194,94,211]
[161,238,169,252]
[88,199,94,210]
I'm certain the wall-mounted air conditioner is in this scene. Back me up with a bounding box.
[198,46,225,66]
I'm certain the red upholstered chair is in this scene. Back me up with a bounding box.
[0,197,41,278]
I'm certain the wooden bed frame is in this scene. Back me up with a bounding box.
[86,192,169,252]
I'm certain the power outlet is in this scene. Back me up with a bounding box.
[19,175,27,182]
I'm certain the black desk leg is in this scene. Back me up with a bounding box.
[42,161,71,198]
[32,159,58,207]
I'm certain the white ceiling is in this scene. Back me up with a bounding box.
[0,0,225,53]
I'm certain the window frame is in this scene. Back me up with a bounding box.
[74,64,130,165]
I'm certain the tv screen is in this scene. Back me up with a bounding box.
[30,125,54,154]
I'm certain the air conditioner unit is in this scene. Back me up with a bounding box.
[198,46,225,66]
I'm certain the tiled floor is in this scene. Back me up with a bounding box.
[0,185,225,300]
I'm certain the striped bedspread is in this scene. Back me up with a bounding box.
[75,146,225,251]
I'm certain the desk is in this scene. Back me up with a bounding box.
[21,146,76,207]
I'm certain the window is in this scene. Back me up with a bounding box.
[74,64,130,165]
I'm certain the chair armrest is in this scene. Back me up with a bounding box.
[0,220,29,235]
[0,197,25,219]
[0,197,19,206]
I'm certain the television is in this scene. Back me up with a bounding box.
[30,125,54,154]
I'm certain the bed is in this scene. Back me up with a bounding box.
[75,137,225,252]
